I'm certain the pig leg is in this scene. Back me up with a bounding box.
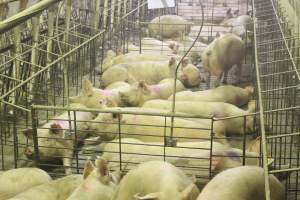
[63,155,73,175]
[222,71,229,84]
[235,63,243,83]
[214,72,224,87]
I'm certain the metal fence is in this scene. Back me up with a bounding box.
[254,0,300,199]
[0,0,299,199]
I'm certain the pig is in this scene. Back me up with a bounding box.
[168,85,254,107]
[148,15,193,39]
[66,158,118,200]
[0,168,52,200]
[105,81,130,90]
[167,37,208,63]
[221,10,254,46]
[7,175,82,200]
[22,103,94,175]
[99,138,264,183]
[196,166,285,200]
[126,37,175,55]
[142,99,256,135]
[97,50,116,73]
[69,79,129,108]
[119,79,185,106]
[201,33,245,87]
[100,57,201,88]
[86,107,225,143]
[189,24,232,44]
[112,160,199,200]
[97,51,175,73]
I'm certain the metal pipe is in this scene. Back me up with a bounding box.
[252,0,271,199]
[0,0,63,34]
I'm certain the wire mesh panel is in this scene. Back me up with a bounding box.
[254,0,300,198]
[0,0,135,170]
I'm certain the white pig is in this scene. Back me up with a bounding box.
[148,15,193,39]
[105,81,130,90]
[119,79,185,106]
[167,37,208,63]
[142,99,256,135]
[86,107,224,142]
[112,160,199,200]
[100,57,201,88]
[69,79,129,108]
[67,158,118,200]
[97,51,175,73]
[197,166,285,200]
[22,103,94,175]
[99,138,262,174]
[0,168,52,200]
[7,175,82,200]
[168,85,254,107]
[201,33,245,86]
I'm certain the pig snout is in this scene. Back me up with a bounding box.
[24,147,34,158]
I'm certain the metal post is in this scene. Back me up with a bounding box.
[102,0,108,29]
[28,0,41,102]
[110,0,116,30]
[62,0,71,105]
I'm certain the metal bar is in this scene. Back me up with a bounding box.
[31,104,214,119]
[0,29,105,101]
[253,1,271,199]
[0,0,63,34]
[270,0,300,81]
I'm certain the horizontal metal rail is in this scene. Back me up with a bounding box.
[0,0,63,34]
[31,104,214,119]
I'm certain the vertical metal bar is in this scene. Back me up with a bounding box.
[28,0,41,102]
[209,118,214,178]
[63,0,71,105]
[102,0,108,29]
[116,0,121,24]
[118,114,122,171]
[12,0,28,108]
[123,0,127,16]
[110,0,115,30]
[253,2,271,199]
[31,107,40,166]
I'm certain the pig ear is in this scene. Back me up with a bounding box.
[95,157,109,177]
[169,57,177,67]
[244,85,254,95]
[210,152,224,171]
[83,159,95,179]
[23,128,33,139]
[181,58,190,68]
[247,136,261,154]
[138,81,150,93]
[181,183,199,200]
[134,192,160,200]
[50,123,64,135]
[82,79,94,96]
[138,80,147,89]
[69,96,79,103]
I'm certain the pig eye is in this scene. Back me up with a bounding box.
[99,99,107,105]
